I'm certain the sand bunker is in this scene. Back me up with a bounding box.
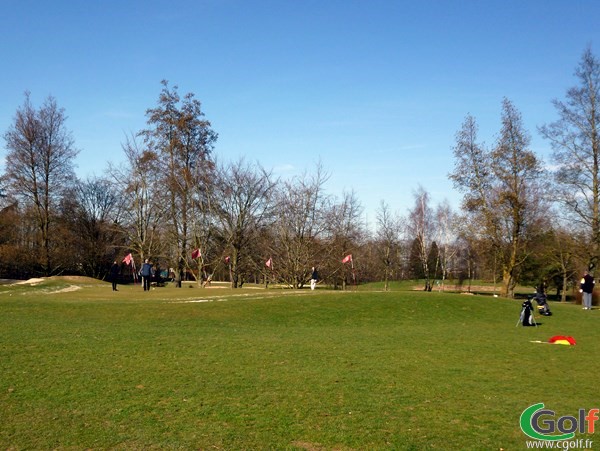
[53,285,82,293]
[9,278,82,294]
[13,278,45,286]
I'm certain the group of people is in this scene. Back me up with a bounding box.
[532,270,595,312]
[111,257,597,308]
[108,261,322,292]
[521,269,596,327]
[109,258,157,291]
[530,269,595,313]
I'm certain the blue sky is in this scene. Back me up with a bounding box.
[1,0,599,224]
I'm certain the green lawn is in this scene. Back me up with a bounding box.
[0,278,598,449]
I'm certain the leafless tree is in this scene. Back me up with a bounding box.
[3,93,79,275]
[271,164,330,288]
[544,227,581,302]
[324,190,364,289]
[539,47,600,270]
[109,134,165,266]
[141,81,217,284]
[189,181,219,285]
[375,200,403,291]
[492,99,545,297]
[433,200,459,288]
[60,176,125,278]
[450,100,544,297]
[406,186,435,291]
[211,159,276,288]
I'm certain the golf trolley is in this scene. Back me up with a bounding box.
[532,291,552,316]
[517,298,537,327]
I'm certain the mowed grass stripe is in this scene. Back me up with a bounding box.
[1,284,598,449]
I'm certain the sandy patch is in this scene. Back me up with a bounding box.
[413,284,500,293]
[50,275,99,284]
[170,290,311,304]
[53,285,82,293]
[8,278,82,294]
[13,278,45,286]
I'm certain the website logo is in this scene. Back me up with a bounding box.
[520,403,599,441]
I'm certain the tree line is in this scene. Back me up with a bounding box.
[1,48,599,298]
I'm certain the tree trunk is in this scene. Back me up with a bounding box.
[502,267,517,298]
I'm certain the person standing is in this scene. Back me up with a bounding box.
[109,260,120,291]
[310,266,318,291]
[580,270,595,310]
[141,259,153,291]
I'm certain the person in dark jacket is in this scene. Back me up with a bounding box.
[580,270,595,310]
[109,261,120,291]
[140,259,153,291]
[310,267,318,291]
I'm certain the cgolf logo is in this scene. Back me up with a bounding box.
[520,403,599,441]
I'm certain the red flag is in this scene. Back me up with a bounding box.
[548,335,576,345]
[191,248,201,259]
[122,253,132,265]
[342,254,352,264]
[225,256,230,264]
[266,257,273,269]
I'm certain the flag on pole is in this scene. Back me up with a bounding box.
[191,248,201,259]
[342,254,352,264]
[266,257,273,269]
[122,253,132,265]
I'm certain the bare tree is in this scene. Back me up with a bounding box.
[539,47,600,269]
[406,186,435,291]
[190,176,219,285]
[454,227,482,292]
[450,100,544,297]
[492,99,545,297]
[109,134,165,265]
[324,190,364,290]
[3,93,78,275]
[448,114,491,212]
[544,227,580,302]
[61,176,125,278]
[375,200,402,291]
[141,81,217,284]
[433,200,459,288]
[212,159,276,288]
[271,164,330,288]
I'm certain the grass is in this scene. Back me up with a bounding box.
[0,278,598,449]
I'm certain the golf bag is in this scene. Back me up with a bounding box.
[519,299,536,326]
[532,292,552,316]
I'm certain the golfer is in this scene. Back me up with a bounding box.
[311,267,318,290]
[109,260,120,291]
[580,270,595,310]
[140,259,153,291]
